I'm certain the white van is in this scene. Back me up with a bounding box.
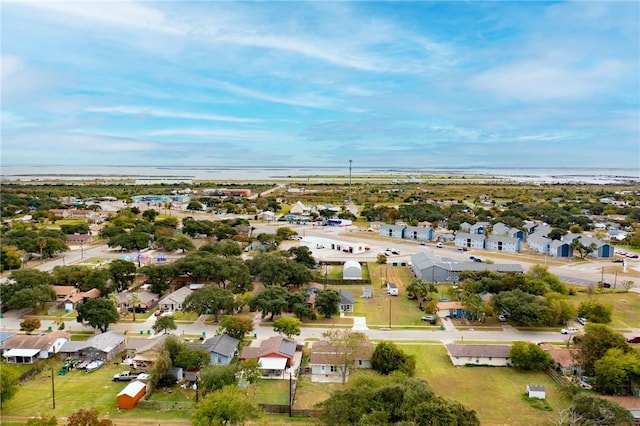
[561,327,578,334]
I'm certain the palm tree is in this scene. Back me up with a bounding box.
[127,292,142,322]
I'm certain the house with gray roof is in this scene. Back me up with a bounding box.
[59,331,126,362]
[190,334,239,366]
[491,223,511,235]
[410,253,524,283]
[470,222,490,235]
[455,233,486,250]
[459,222,472,232]
[445,343,512,366]
[158,286,194,312]
[563,234,614,258]
[549,240,573,258]
[403,225,435,242]
[339,290,354,313]
[485,235,522,253]
[527,234,552,254]
[379,224,406,239]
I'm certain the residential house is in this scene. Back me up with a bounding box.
[563,234,614,258]
[190,334,239,366]
[436,301,467,318]
[59,331,126,362]
[118,290,159,313]
[454,233,486,250]
[470,222,490,235]
[65,234,93,248]
[445,344,512,366]
[339,290,355,313]
[308,339,373,383]
[459,222,472,232]
[289,201,309,215]
[240,336,300,378]
[491,223,511,235]
[539,344,582,376]
[485,235,522,253]
[125,335,166,371]
[1,331,71,364]
[53,286,101,311]
[158,286,195,312]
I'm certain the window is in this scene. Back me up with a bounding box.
[330,365,336,372]
[358,360,362,366]
[321,365,325,371]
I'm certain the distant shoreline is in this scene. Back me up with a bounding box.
[1,165,638,184]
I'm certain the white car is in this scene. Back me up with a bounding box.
[561,327,578,334]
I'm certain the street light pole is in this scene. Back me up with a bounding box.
[348,159,352,204]
[51,366,56,409]
[388,297,392,329]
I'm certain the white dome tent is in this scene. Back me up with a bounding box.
[343,260,362,280]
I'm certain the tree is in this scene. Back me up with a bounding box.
[219,316,253,341]
[321,329,369,384]
[20,318,41,334]
[493,289,553,326]
[175,347,210,371]
[0,364,20,408]
[126,292,141,322]
[183,286,236,321]
[140,263,176,294]
[287,246,316,269]
[142,209,158,222]
[199,364,239,396]
[76,298,119,333]
[577,299,612,323]
[272,316,301,338]
[67,408,113,426]
[108,259,136,292]
[318,376,478,426]
[165,235,195,253]
[2,269,55,310]
[406,279,436,309]
[248,286,289,320]
[621,280,634,292]
[593,348,640,395]
[371,341,416,376]
[509,341,551,370]
[315,289,341,318]
[191,385,262,426]
[570,238,597,259]
[574,323,630,376]
[567,393,633,425]
[0,245,22,271]
[186,200,204,211]
[153,315,177,334]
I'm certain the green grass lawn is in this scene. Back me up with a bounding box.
[568,288,640,328]
[254,379,291,405]
[402,344,572,425]
[293,377,342,409]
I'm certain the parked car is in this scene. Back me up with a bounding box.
[473,257,483,262]
[436,242,443,248]
[421,315,436,323]
[127,306,147,313]
[626,336,640,344]
[497,314,506,322]
[112,371,139,381]
[154,309,164,316]
[561,327,578,334]
[577,317,588,325]
[598,281,612,288]
[612,259,624,263]
[626,253,639,258]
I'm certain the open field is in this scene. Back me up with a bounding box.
[402,344,572,426]
[569,288,640,329]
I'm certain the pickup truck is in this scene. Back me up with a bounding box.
[112,371,139,381]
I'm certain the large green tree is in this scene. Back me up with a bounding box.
[565,393,633,425]
[76,298,119,332]
[577,299,613,324]
[371,341,416,376]
[219,316,253,342]
[152,315,177,334]
[406,279,436,309]
[108,259,137,292]
[593,348,640,395]
[0,364,20,408]
[192,385,262,426]
[248,286,289,320]
[272,316,302,338]
[509,341,552,370]
[315,289,341,318]
[574,323,630,376]
[183,286,236,321]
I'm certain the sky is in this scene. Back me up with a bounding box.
[1,1,639,169]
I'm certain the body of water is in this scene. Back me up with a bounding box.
[1,164,638,184]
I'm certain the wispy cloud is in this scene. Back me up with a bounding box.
[86,106,262,123]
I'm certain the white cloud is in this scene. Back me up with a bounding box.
[86,106,262,123]
[0,110,36,129]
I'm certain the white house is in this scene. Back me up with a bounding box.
[445,344,512,367]
[158,286,195,312]
[485,235,522,253]
[455,233,486,250]
[379,224,406,239]
[527,234,551,255]
[308,340,372,383]
[2,331,71,364]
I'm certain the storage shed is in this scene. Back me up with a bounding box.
[117,380,146,409]
[526,384,546,400]
[343,261,362,280]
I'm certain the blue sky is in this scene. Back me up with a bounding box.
[2,1,638,168]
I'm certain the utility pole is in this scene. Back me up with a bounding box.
[388,297,392,329]
[348,159,352,204]
[51,366,56,409]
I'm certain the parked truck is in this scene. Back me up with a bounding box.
[112,371,139,381]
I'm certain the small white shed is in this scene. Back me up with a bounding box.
[343,260,362,280]
[526,384,546,399]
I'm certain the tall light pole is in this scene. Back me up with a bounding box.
[348,159,352,204]
[388,297,392,329]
